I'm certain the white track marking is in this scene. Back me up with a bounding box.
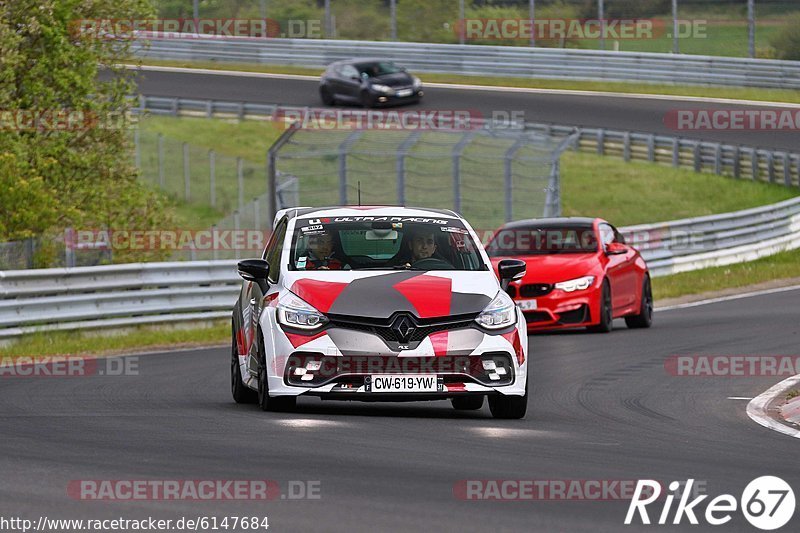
[469,427,561,438]
[727,397,753,400]
[272,418,348,429]
[656,284,800,312]
[747,375,800,439]
[126,64,800,108]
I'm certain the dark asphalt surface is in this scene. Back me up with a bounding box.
[2,289,800,532]
[130,68,800,152]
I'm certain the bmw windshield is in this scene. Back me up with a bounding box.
[487,225,598,256]
[290,218,488,271]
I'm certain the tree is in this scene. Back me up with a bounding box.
[0,0,174,264]
[770,13,800,60]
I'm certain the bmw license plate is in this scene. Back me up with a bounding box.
[396,89,413,97]
[517,299,538,311]
[366,375,440,393]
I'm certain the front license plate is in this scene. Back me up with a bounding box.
[396,89,413,97]
[517,299,538,311]
[366,374,440,393]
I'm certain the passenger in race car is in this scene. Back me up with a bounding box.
[304,231,348,270]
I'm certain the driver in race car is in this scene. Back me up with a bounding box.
[409,231,437,262]
[304,231,347,270]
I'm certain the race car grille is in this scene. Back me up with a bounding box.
[523,311,552,324]
[284,352,515,387]
[519,283,554,297]
[327,313,477,345]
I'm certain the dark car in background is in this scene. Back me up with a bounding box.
[319,59,424,108]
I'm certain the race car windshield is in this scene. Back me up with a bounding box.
[357,62,402,77]
[290,219,488,271]
[486,225,598,256]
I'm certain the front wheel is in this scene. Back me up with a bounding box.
[587,280,613,333]
[256,333,296,412]
[360,90,375,108]
[320,86,335,106]
[625,275,653,329]
[488,382,528,419]
[231,330,257,404]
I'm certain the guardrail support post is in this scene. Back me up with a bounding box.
[714,144,722,175]
[183,142,190,201]
[597,129,605,156]
[767,153,775,183]
[672,138,680,168]
[209,150,216,208]
[751,150,759,181]
[171,98,178,116]
[623,132,631,162]
[733,146,741,178]
[693,142,701,172]
[206,100,212,118]
[783,153,791,187]
[647,135,655,162]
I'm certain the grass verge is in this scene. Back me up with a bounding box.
[134,59,800,105]
[652,247,800,300]
[0,321,229,359]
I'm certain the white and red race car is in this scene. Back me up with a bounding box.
[231,206,529,418]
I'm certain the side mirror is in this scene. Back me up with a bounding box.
[606,242,628,255]
[497,259,526,291]
[238,259,270,292]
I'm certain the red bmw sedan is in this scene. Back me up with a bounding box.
[487,217,652,333]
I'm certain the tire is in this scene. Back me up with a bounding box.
[360,90,374,108]
[452,395,484,411]
[256,331,297,412]
[587,280,613,333]
[488,382,528,419]
[231,329,257,404]
[625,275,654,329]
[320,86,335,106]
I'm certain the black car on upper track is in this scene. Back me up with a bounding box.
[319,59,424,108]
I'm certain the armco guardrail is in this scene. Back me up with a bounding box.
[2,198,800,337]
[133,35,800,90]
[136,96,800,188]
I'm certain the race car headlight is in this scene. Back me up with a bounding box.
[476,291,517,330]
[554,275,595,292]
[277,293,328,330]
[371,83,394,94]
[412,76,422,89]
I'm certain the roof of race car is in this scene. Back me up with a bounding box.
[280,206,462,222]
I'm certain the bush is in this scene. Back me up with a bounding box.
[579,0,671,19]
[770,13,800,60]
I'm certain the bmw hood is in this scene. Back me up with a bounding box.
[281,270,498,320]
[491,254,599,284]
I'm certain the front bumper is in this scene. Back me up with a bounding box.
[371,88,423,106]
[513,284,602,331]
[258,312,528,399]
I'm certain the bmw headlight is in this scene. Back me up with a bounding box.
[371,83,394,94]
[277,293,328,330]
[554,275,595,292]
[476,291,517,330]
[412,76,422,89]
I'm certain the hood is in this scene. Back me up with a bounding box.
[282,270,498,320]
[491,254,600,285]
[371,72,413,87]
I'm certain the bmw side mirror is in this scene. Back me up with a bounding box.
[238,259,270,292]
[498,259,526,291]
[605,242,627,255]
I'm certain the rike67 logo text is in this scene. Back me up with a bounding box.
[625,477,795,530]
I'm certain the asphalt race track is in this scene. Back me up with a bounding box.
[129,67,800,152]
[2,289,799,532]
